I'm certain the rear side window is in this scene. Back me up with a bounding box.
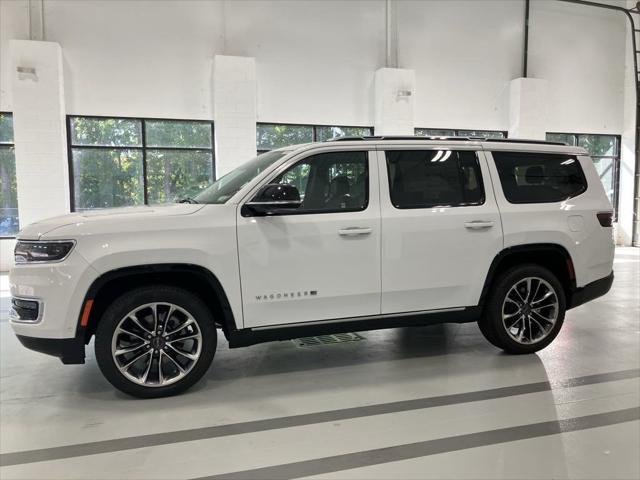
[492,151,587,204]
[386,150,485,209]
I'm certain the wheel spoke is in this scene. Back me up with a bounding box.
[531,310,555,324]
[128,315,152,335]
[117,328,147,343]
[162,350,186,374]
[166,318,195,336]
[151,304,159,333]
[115,342,147,356]
[167,343,198,361]
[529,316,547,334]
[523,278,532,302]
[161,306,175,335]
[157,354,164,385]
[531,290,554,305]
[140,352,154,383]
[121,350,151,370]
[167,333,199,344]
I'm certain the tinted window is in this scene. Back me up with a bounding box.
[386,150,484,209]
[493,151,587,204]
[269,151,368,213]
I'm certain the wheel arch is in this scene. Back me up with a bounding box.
[479,243,576,309]
[76,264,238,344]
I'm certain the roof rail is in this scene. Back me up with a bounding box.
[327,135,566,146]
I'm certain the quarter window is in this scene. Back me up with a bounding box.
[268,151,369,213]
[386,150,485,209]
[547,133,619,216]
[492,151,587,204]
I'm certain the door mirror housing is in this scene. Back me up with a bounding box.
[243,183,302,216]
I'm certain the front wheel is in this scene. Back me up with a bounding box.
[479,264,566,354]
[95,286,216,398]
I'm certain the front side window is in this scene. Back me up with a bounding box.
[493,151,587,204]
[386,150,484,209]
[267,151,369,213]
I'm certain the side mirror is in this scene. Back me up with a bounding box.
[243,183,302,216]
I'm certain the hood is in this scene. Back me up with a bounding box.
[18,204,205,239]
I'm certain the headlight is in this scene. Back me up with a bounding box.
[14,240,76,264]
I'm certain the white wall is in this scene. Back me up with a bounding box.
[529,0,626,134]
[1,0,628,129]
[399,0,524,131]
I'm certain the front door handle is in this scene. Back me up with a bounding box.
[338,227,372,236]
[464,220,494,230]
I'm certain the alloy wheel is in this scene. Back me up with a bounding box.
[110,302,202,387]
[501,277,559,345]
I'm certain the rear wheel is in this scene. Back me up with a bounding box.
[95,286,216,398]
[479,264,566,354]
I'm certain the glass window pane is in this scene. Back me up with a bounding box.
[546,133,576,146]
[493,152,587,204]
[592,157,615,204]
[146,150,213,204]
[271,151,369,212]
[386,150,484,209]
[72,148,144,210]
[0,146,19,235]
[256,124,313,150]
[577,135,617,157]
[457,130,505,138]
[415,128,456,137]
[145,120,212,148]
[0,112,14,144]
[70,117,142,147]
[315,126,372,142]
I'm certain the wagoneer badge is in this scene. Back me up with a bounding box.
[255,291,318,301]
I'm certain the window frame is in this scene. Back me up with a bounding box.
[384,148,486,210]
[546,132,621,218]
[0,111,18,239]
[247,149,372,216]
[256,122,374,153]
[415,128,507,139]
[67,115,215,211]
[492,151,589,205]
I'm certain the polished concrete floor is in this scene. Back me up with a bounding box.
[0,248,638,479]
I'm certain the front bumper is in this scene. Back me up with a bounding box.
[568,271,614,309]
[16,335,85,364]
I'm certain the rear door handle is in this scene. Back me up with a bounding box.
[338,227,372,236]
[464,221,494,230]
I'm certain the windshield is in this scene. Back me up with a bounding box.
[194,150,287,204]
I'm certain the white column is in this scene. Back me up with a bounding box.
[212,55,257,177]
[373,68,415,136]
[616,0,637,246]
[10,40,70,229]
[508,77,548,140]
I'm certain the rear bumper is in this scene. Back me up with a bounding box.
[16,335,85,365]
[569,271,614,309]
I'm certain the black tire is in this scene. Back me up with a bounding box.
[95,285,216,398]
[478,264,566,354]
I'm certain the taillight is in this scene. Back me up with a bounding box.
[597,212,613,227]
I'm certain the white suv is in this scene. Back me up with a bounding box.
[9,136,615,397]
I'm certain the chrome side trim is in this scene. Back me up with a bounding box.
[251,307,467,331]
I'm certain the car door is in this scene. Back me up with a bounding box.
[378,145,503,313]
[237,148,381,328]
